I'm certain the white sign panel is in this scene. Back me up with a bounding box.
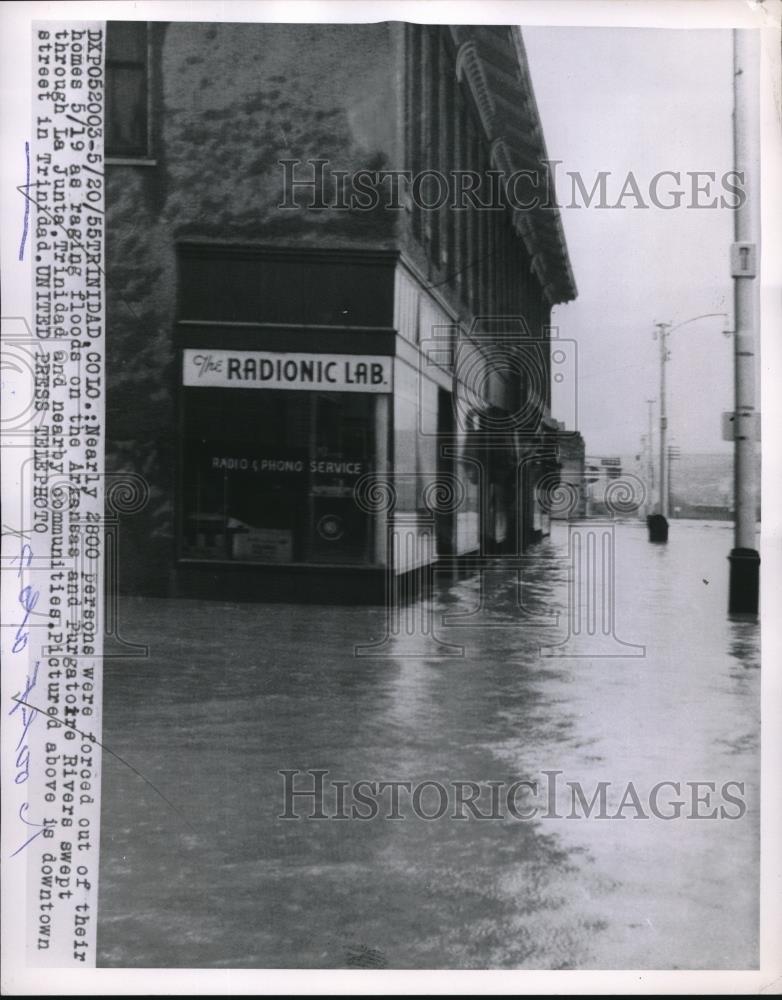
[729,241,758,278]
[183,349,392,393]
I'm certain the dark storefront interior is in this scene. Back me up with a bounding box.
[181,388,376,566]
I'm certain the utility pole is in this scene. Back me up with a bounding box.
[646,398,655,505]
[646,326,669,542]
[667,444,681,518]
[729,28,760,615]
[656,322,669,519]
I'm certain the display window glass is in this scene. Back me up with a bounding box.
[180,388,376,565]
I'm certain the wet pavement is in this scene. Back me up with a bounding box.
[97,519,759,969]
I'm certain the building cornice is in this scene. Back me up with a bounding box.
[449,25,577,305]
[454,40,496,141]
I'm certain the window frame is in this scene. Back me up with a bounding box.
[177,382,379,568]
[105,21,155,165]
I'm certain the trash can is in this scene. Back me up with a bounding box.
[646,513,669,543]
[728,547,760,615]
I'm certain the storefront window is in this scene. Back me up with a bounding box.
[181,389,376,565]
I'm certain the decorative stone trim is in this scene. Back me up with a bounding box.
[455,40,496,141]
[489,137,513,176]
[513,211,537,263]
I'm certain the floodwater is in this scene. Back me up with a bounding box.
[97,519,759,969]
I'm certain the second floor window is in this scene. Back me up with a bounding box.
[106,22,149,158]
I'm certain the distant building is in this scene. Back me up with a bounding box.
[584,456,639,517]
[551,427,586,519]
[105,21,576,601]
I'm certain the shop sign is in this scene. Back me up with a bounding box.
[183,349,392,393]
[209,456,365,476]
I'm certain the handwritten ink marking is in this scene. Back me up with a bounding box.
[8,662,45,856]
[7,536,44,856]
[13,697,199,836]
[11,540,40,652]
[12,540,34,575]
[13,584,39,651]
[12,583,40,653]
[18,141,30,260]
[10,802,54,858]
[9,660,40,781]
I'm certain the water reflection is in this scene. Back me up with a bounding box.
[98,520,759,969]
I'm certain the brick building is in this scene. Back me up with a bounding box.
[105,21,577,601]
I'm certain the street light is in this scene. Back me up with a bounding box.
[647,312,729,542]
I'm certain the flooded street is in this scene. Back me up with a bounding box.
[97,519,759,969]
